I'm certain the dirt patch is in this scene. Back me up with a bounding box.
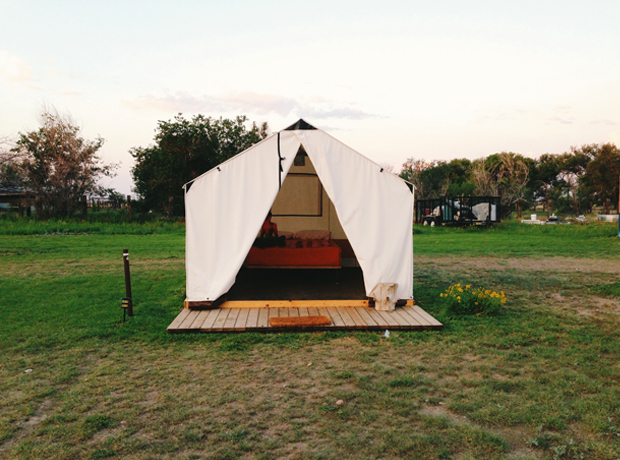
[1,399,55,452]
[417,255,620,274]
[23,399,53,428]
[134,259,183,266]
[420,404,465,423]
[550,292,620,318]
[420,404,542,459]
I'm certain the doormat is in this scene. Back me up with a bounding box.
[269,315,331,328]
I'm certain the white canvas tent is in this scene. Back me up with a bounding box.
[184,120,414,307]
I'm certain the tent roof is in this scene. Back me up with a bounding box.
[284,119,317,131]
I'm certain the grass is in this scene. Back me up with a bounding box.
[1,219,620,459]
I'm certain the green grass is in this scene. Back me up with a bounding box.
[414,220,620,258]
[1,219,620,459]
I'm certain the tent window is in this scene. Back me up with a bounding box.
[294,151,306,167]
[271,173,322,217]
[294,145,307,166]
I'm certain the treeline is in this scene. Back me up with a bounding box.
[399,144,620,216]
[3,109,619,219]
[0,111,267,218]
[0,110,116,218]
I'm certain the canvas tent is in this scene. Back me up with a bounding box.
[184,120,414,308]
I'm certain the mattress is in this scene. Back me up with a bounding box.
[246,239,342,268]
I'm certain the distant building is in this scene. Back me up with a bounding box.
[0,186,35,215]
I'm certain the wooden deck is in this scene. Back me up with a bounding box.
[167,302,443,333]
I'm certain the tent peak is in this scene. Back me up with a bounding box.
[284,119,317,131]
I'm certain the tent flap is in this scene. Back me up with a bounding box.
[185,131,299,301]
[294,130,414,301]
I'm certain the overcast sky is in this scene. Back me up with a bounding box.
[1,0,619,194]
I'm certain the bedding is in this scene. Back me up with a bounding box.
[246,239,342,268]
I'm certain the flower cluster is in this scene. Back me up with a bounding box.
[440,283,506,316]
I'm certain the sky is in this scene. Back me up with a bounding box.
[1,0,619,195]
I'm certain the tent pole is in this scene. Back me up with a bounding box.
[277,132,282,189]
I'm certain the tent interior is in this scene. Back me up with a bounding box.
[228,144,366,301]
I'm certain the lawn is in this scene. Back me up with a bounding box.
[1,219,620,459]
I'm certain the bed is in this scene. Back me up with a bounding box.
[246,232,342,269]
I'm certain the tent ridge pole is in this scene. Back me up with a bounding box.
[278,132,282,189]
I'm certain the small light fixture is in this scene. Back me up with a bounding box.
[121,297,131,322]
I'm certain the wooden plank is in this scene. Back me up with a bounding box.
[387,310,411,327]
[356,307,379,327]
[169,296,438,333]
[375,309,401,328]
[200,309,222,330]
[212,309,231,331]
[338,307,357,328]
[400,306,431,326]
[412,306,443,326]
[190,310,213,329]
[234,308,250,331]
[223,308,241,330]
[219,300,370,309]
[414,306,443,326]
[246,307,260,329]
[365,308,389,327]
[345,307,366,328]
[385,309,411,327]
[257,308,270,328]
[167,309,191,331]
[396,307,425,327]
[184,297,225,310]
[326,307,345,327]
[179,310,201,330]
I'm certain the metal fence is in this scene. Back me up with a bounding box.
[415,196,502,226]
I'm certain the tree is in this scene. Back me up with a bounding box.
[470,158,496,196]
[581,143,620,212]
[444,158,475,196]
[493,152,530,213]
[0,136,24,188]
[470,153,530,216]
[12,111,115,217]
[131,115,268,215]
[400,159,451,200]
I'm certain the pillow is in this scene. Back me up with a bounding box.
[294,229,331,240]
[279,231,295,239]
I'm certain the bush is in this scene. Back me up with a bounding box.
[440,283,505,316]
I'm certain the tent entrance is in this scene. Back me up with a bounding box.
[270,145,358,268]
[229,145,364,302]
[227,267,366,301]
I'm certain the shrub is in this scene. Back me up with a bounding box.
[440,283,505,316]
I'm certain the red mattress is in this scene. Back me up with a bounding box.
[246,239,341,268]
